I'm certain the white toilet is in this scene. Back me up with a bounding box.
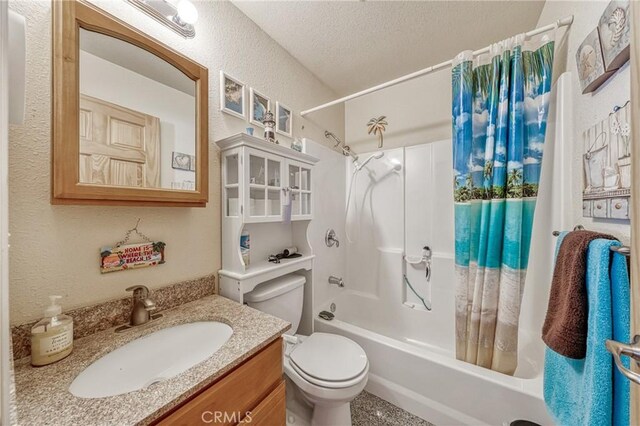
[245,274,369,426]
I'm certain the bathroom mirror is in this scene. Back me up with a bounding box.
[52,0,208,206]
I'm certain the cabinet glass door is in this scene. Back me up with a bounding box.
[224,152,240,217]
[287,161,312,219]
[245,149,283,222]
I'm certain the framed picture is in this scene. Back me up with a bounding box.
[276,102,292,137]
[576,28,612,94]
[220,71,246,119]
[250,88,271,127]
[172,152,191,171]
[598,0,630,72]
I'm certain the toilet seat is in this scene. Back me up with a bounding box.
[288,333,368,389]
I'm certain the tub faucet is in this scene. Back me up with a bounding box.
[328,276,344,287]
[126,285,156,326]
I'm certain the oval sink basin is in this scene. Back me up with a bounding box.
[69,321,233,398]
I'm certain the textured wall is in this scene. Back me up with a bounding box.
[8,0,343,324]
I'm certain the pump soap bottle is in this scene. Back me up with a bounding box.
[30,296,74,367]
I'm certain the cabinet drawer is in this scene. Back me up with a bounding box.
[157,338,282,426]
[582,200,592,217]
[609,197,629,220]
[592,199,608,218]
[239,380,286,426]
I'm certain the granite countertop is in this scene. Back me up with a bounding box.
[13,295,290,425]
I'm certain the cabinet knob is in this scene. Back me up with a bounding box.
[615,203,622,209]
[597,204,602,209]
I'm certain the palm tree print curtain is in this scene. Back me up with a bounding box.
[452,34,554,375]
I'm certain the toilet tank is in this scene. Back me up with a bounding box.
[244,274,305,335]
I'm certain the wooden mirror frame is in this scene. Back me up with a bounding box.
[52,0,208,207]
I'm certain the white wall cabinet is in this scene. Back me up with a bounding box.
[220,135,316,223]
[216,134,318,306]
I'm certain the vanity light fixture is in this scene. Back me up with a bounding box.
[126,0,198,39]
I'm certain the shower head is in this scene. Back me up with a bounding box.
[355,152,385,171]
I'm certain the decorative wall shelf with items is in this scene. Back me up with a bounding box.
[216,133,318,304]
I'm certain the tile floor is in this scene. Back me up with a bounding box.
[351,391,434,426]
[286,389,434,426]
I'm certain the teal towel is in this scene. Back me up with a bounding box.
[611,248,630,426]
[543,236,630,426]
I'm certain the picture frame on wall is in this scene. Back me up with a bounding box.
[219,71,246,119]
[172,152,191,171]
[576,28,613,94]
[276,102,292,137]
[598,0,630,72]
[250,88,271,128]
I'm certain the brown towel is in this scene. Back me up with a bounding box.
[542,230,615,359]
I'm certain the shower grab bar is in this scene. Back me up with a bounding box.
[551,225,631,257]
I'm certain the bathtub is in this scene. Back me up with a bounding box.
[307,74,570,426]
[315,314,553,426]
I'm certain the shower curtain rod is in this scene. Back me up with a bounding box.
[300,15,574,117]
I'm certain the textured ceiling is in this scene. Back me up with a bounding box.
[233,1,546,96]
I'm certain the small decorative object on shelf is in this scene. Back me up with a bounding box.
[582,101,631,220]
[100,219,166,273]
[262,110,276,143]
[291,137,304,152]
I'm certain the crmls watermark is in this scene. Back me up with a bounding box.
[201,411,253,423]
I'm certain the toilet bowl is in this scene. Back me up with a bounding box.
[245,274,369,426]
[284,333,369,425]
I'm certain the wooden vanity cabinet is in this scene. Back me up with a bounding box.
[155,338,285,426]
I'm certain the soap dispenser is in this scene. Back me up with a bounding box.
[30,296,74,367]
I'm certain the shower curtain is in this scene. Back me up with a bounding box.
[451,34,554,375]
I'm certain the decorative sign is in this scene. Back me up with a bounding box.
[582,101,631,220]
[100,242,166,273]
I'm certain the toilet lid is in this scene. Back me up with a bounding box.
[289,333,368,382]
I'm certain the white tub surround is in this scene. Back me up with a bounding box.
[310,73,572,424]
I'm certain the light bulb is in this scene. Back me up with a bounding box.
[176,0,198,25]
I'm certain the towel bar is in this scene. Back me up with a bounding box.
[551,226,631,257]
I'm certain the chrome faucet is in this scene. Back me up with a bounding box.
[126,285,156,326]
[328,276,344,287]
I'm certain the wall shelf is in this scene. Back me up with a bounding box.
[219,254,315,296]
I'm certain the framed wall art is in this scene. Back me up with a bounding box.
[220,71,246,119]
[250,88,270,127]
[598,0,630,72]
[276,101,292,137]
[576,28,613,94]
[582,101,631,220]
